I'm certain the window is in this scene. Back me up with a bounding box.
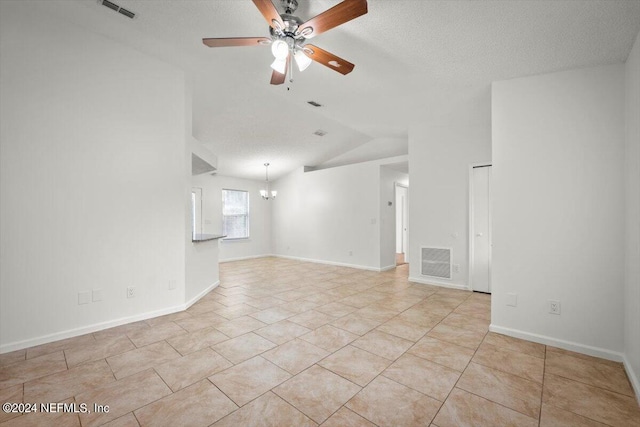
[222,189,249,239]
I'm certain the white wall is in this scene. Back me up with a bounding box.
[0,2,188,351]
[491,64,626,358]
[380,167,409,269]
[272,156,408,270]
[624,31,640,396]
[408,113,492,289]
[197,175,273,262]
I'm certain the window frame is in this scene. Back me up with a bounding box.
[221,188,250,240]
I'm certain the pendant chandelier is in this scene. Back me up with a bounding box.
[260,163,277,200]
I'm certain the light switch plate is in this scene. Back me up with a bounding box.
[506,293,517,307]
[78,291,91,305]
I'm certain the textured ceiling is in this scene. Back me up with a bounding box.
[37,0,640,179]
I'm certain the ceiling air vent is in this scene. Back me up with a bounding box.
[313,130,327,137]
[99,0,136,19]
[307,101,322,107]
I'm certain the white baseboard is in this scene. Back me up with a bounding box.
[219,254,274,263]
[273,254,387,272]
[489,324,625,362]
[0,281,220,355]
[622,353,640,406]
[408,276,470,291]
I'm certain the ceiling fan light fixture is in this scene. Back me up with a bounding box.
[270,58,287,74]
[294,49,312,71]
[271,39,289,59]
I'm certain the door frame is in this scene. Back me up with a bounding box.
[468,163,492,293]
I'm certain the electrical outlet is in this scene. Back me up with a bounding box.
[92,289,103,302]
[168,280,176,290]
[507,293,517,307]
[127,287,136,298]
[452,264,460,273]
[78,291,91,305]
[349,250,353,256]
[549,300,561,315]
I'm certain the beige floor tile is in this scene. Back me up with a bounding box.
[318,345,390,386]
[382,353,460,401]
[426,324,486,350]
[346,375,441,426]
[339,293,386,309]
[539,403,608,427]
[25,334,96,360]
[99,413,140,427]
[212,391,316,427]
[483,332,545,358]
[0,350,26,368]
[106,341,181,379]
[472,343,544,383]
[134,379,237,426]
[354,306,398,323]
[545,351,634,396]
[289,310,337,330]
[285,299,322,314]
[0,351,67,390]
[92,321,150,342]
[274,365,361,424]
[433,388,537,427]
[77,369,171,427]
[0,384,23,423]
[155,347,232,392]
[440,313,489,334]
[215,316,268,338]
[376,317,431,342]
[24,359,115,403]
[166,326,229,355]
[316,302,358,318]
[330,314,381,336]
[299,325,358,352]
[186,299,226,315]
[262,339,329,374]
[144,310,192,327]
[250,306,297,324]
[546,345,625,368]
[2,398,81,427]
[453,302,491,321]
[212,332,277,364]
[174,311,228,332]
[396,309,445,328]
[351,330,413,361]
[408,336,475,372]
[302,292,338,305]
[64,335,135,368]
[209,356,291,406]
[274,289,310,302]
[126,322,186,347]
[542,373,640,427]
[456,362,542,419]
[245,296,286,310]
[214,303,260,320]
[321,407,375,427]
[255,320,311,345]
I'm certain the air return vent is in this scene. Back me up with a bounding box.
[307,101,322,107]
[313,130,327,137]
[421,247,452,279]
[99,0,136,19]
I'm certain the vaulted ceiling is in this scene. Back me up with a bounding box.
[41,0,640,179]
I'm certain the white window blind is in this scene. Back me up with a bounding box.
[222,189,249,239]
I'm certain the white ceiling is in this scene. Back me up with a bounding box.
[47,0,640,179]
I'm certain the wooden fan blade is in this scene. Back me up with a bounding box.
[303,44,355,75]
[252,0,285,31]
[270,54,290,85]
[203,37,271,48]
[296,0,367,39]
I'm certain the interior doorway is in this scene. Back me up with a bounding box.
[469,165,491,293]
[395,184,408,266]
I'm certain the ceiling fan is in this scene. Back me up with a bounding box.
[202,0,368,85]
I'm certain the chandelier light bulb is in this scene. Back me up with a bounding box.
[294,50,312,72]
[271,39,289,59]
[270,58,287,74]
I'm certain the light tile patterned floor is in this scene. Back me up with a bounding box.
[0,257,639,426]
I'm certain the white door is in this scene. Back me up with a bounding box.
[471,166,491,293]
